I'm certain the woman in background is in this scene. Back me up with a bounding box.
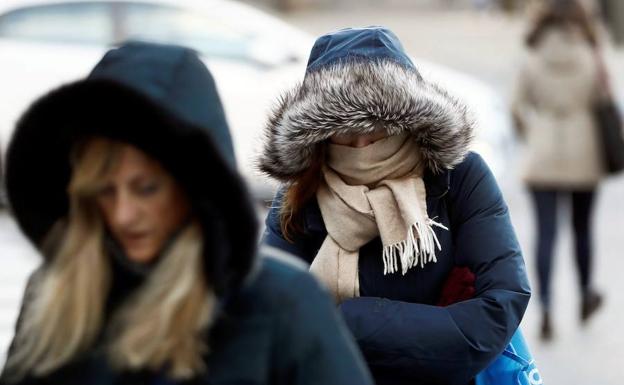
[512,0,607,340]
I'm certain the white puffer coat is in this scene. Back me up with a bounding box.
[513,26,605,189]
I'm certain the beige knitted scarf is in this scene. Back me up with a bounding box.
[310,134,447,303]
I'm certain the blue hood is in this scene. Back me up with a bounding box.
[306,26,417,74]
[89,41,236,167]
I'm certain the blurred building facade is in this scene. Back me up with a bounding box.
[244,0,526,12]
[245,0,624,44]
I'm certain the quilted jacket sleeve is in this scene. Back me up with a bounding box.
[338,153,531,384]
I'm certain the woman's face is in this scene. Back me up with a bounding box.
[330,129,388,148]
[95,144,190,263]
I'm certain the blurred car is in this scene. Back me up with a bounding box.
[0,0,513,209]
[0,0,313,204]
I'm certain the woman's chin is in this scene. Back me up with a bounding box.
[124,247,158,264]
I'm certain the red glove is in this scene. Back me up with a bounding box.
[437,266,476,306]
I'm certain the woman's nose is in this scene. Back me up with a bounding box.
[352,136,372,148]
[112,192,139,228]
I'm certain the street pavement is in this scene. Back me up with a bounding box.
[0,7,623,384]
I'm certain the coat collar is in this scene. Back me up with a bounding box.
[423,167,451,199]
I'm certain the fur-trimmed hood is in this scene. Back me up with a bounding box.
[5,41,257,296]
[259,27,474,181]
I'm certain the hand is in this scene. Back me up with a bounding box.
[437,266,475,306]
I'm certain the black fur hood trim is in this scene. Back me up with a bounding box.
[5,42,257,296]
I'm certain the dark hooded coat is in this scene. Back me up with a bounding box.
[1,41,372,385]
[260,27,531,385]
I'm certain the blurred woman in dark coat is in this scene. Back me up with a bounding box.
[0,41,372,385]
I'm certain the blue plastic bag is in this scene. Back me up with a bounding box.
[475,329,543,385]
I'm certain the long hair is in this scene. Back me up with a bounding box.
[279,145,325,241]
[3,138,215,381]
[526,0,598,48]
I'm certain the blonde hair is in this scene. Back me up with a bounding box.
[4,138,215,381]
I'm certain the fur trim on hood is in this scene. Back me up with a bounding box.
[259,59,474,181]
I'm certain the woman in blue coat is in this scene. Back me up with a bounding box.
[260,27,531,385]
[0,41,372,385]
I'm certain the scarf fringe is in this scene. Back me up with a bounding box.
[382,219,448,275]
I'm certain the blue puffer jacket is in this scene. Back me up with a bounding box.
[263,152,531,385]
[258,27,531,384]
